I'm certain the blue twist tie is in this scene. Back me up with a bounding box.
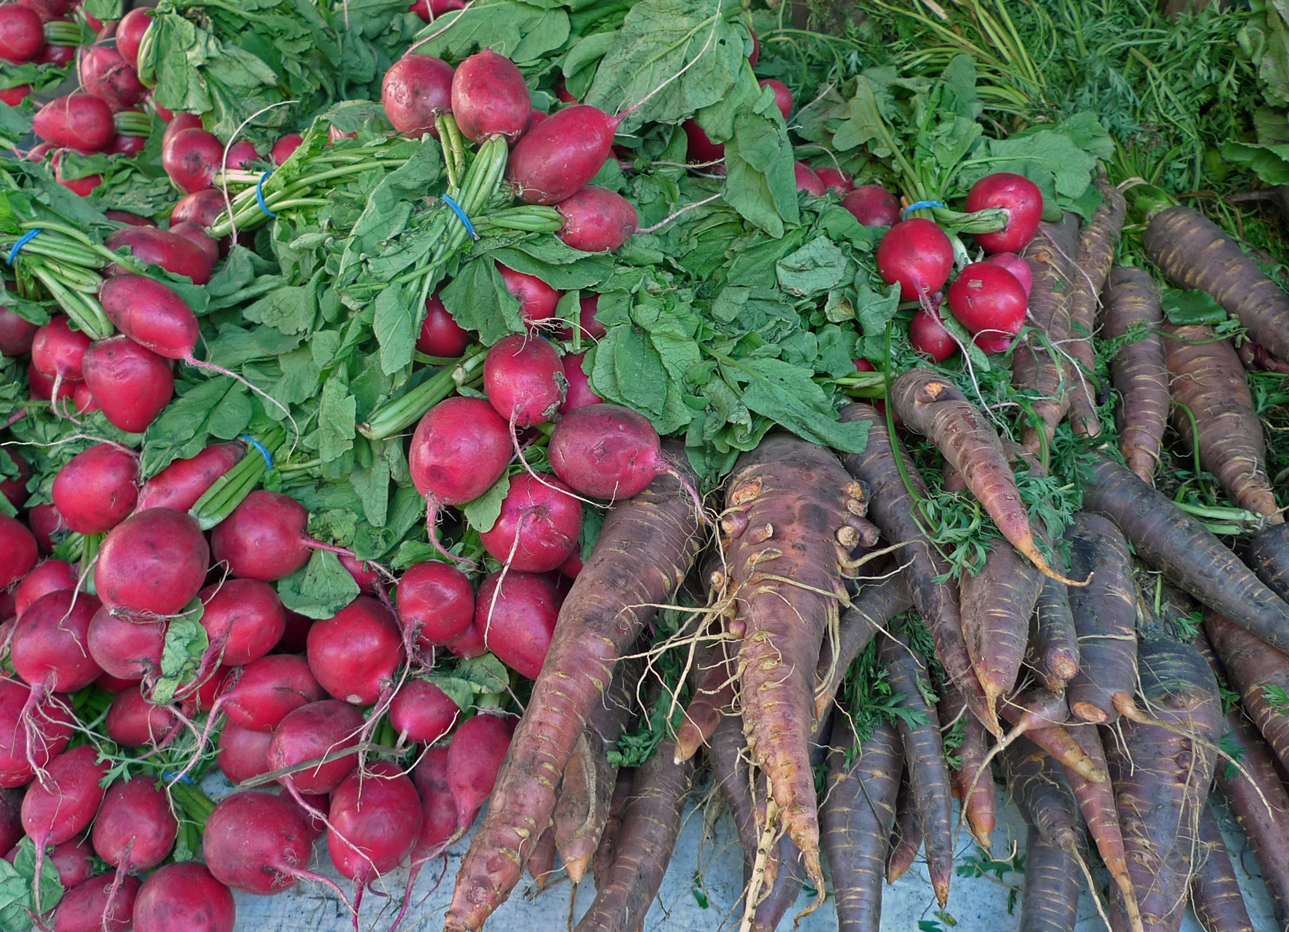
[441,194,477,241]
[255,172,277,218]
[162,771,197,786]
[6,228,42,266]
[901,200,946,219]
[240,434,274,471]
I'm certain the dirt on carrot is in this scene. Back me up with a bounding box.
[1102,266,1169,484]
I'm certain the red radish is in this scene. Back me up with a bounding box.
[446,711,515,831]
[0,790,19,855]
[22,745,109,912]
[306,596,404,705]
[48,834,95,890]
[389,679,460,744]
[0,450,27,510]
[11,590,102,692]
[974,331,1015,354]
[476,571,560,679]
[417,291,471,357]
[408,0,465,20]
[576,293,607,339]
[397,560,475,650]
[78,44,145,110]
[161,127,223,194]
[327,124,358,144]
[27,503,68,553]
[32,94,115,152]
[267,699,364,795]
[104,211,151,226]
[209,490,313,582]
[98,274,199,360]
[203,791,328,895]
[198,578,287,666]
[15,0,74,21]
[51,444,138,534]
[0,85,31,106]
[339,554,379,595]
[498,263,563,330]
[51,874,140,932]
[136,442,243,512]
[383,54,454,138]
[223,654,323,732]
[217,722,273,784]
[390,748,458,930]
[842,185,901,227]
[451,49,531,145]
[548,402,670,499]
[816,167,853,194]
[170,189,227,228]
[275,608,313,654]
[0,5,44,61]
[446,621,486,659]
[73,382,99,414]
[31,316,91,383]
[947,261,1028,336]
[80,336,175,433]
[759,78,793,119]
[160,112,201,149]
[555,186,638,253]
[877,218,954,300]
[52,151,102,197]
[483,333,565,427]
[14,559,77,617]
[529,109,548,128]
[28,363,76,403]
[104,687,178,746]
[271,133,303,165]
[795,161,825,195]
[96,508,208,616]
[748,28,760,65]
[479,473,582,572]
[177,664,229,714]
[222,139,258,170]
[0,515,36,589]
[683,119,723,163]
[409,396,512,512]
[0,306,38,355]
[985,251,1033,296]
[506,104,617,204]
[556,548,582,579]
[105,225,214,284]
[23,141,52,163]
[94,672,137,694]
[132,863,236,932]
[92,777,177,870]
[34,39,72,66]
[910,303,958,362]
[115,7,149,68]
[0,677,72,786]
[327,760,422,915]
[966,172,1044,254]
[104,132,146,157]
[169,222,219,267]
[561,352,602,412]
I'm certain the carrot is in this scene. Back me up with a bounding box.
[1204,611,1289,774]
[1020,824,1083,932]
[938,678,996,849]
[1063,513,1139,723]
[889,367,1079,586]
[1143,204,1289,361]
[1030,574,1080,690]
[1190,802,1255,932]
[999,711,1107,785]
[445,453,703,931]
[674,638,736,763]
[525,824,558,889]
[822,716,901,932]
[1001,737,1087,907]
[880,630,954,907]
[1080,453,1289,654]
[1163,321,1281,523]
[1247,522,1289,600]
[885,771,922,884]
[722,431,869,898]
[814,572,912,720]
[1000,682,1069,734]
[591,769,633,891]
[1102,267,1168,484]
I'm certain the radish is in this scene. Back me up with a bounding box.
[47,834,95,890]
[171,189,227,228]
[383,54,454,139]
[446,621,486,659]
[554,186,638,253]
[396,560,474,650]
[37,41,76,69]
[270,133,303,165]
[560,352,602,412]
[476,570,560,678]
[548,402,671,499]
[160,112,201,148]
[135,442,243,513]
[306,596,404,705]
[417,291,471,357]
[223,654,323,732]
[683,119,724,163]
[169,221,220,266]
[73,382,99,414]
[203,791,334,896]
[910,303,957,363]
[0,790,18,855]
[0,677,72,786]
[327,760,422,919]
[28,363,76,403]
[816,167,853,194]
[86,605,164,680]
[11,590,102,693]
[0,515,37,589]
[451,49,531,145]
[275,608,313,653]
[80,336,175,433]
[104,211,152,227]
[760,79,793,119]
[92,777,177,870]
[506,104,618,204]
[209,490,314,582]
[748,27,760,64]
[51,874,140,932]
[217,721,273,784]
[32,94,115,152]
[842,185,901,227]
[947,261,1028,336]
[479,473,582,572]
[78,43,145,110]
[876,218,954,300]
[266,699,364,794]
[14,559,76,616]
[338,554,379,595]
[566,293,607,340]
[31,316,91,384]
[497,263,562,330]
[390,747,457,930]
[0,449,28,510]
[104,687,177,747]
[177,664,230,715]
[984,251,1032,296]
[132,863,236,932]
[973,331,1016,354]
[161,127,224,194]
[0,5,43,61]
[105,226,214,284]
[96,507,209,616]
[794,161,825,195]
[22,745,109,912]
[408,0,464,19]
[52,150,102,197]
[446,711,515,831]
[557,548,582,579]
[223,139,259,170]
[483,333,565,427]
[27,503,68,553]
[0,306,38,356]
[389,679,460,744]
[15,0,74,21]
[104,131,146,157]
[94,672,138,693]
[98,274,199,360]
[198,579,287,667]
[0,85,31,106]
[966,172,1043,254]
[115,7,149,68]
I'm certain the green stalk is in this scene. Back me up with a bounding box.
[358,346,485,440]
[475,206,563,234]
[189,428,286,530]
[29,266,111,339]
[79,533,101,596]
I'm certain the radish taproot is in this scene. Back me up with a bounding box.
[417,292,471,357]
[507,104,619,204]
[115,7,149,67]
[383,54,454,138]
[92,777,177,870]
[476,570,561,679]
[80,336,174,433]
[447,711,516,832]
[548,403,677,500]
[327,760,423,919]
[11,590,103,693]
[0,515,37,589]
[209,491,314,582]
[103,687,177,747]
[842,185,900,227]
[966,172,1043,253]
[389,679,460,744]
[816,166,853,194]
[105,226,214,284]
[497,264,562,330]
[161,127,224,194]
[132,862,236,932]
[397,560,475,650]
[794,161,825,195]
[136,442,243,512]
[306,596,405,705]
[561,352,602,412]
[32,94,115,152]
[13,559,76,616]
[451,49,530,144]
[0,306,38,356]
[22,745,109,912]
[877,218,954,300]
[31,317,91,384]
[478,473,582,573]
[203,791,335,896]
[96,507,208,616]
[267,699,365,795]
[554,186,638,253]
[196,578,286,667]
[947,261,1027,336]
[0,677,73,786]
[51,874,140,932]
[223,654,323,732]
[86,606,165,680]
[216,722,274,784]
[0,4,44,60]
[78,43,145,110]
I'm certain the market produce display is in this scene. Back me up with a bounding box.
[3,0,1289,930]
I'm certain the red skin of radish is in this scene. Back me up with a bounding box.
[78,44,145,110]
[86,605,164,680]
[910,303,958,363]
[94,672,137,694]
[548,402,666,499]
[0,677,73,786]
[760,79,793,119]
[555,186,638,253]
[446,621,486,659]
[267,699,364,795]
[338,553,379,595]
[483,333,566,427]
[0,85,31,106]
[877,218,955,301]
[31,316,91,382]
[27,503,67,553]
[815,167,853,194]
[0,450,28,511]
[560,352,602,412]
[451,49,531,145]
[136,442,243,513]
[199,578,287,666]
[497,263,562,329]
[11,590,103,692]
[48,834,95,890]
[80,336,175,433]
[37,41,75,68]
[210,490,311,582]
[52,874,139,932]
[506,104,616,205]
[96,507,208,616]
[947,261,1028,336]
[966,172,1043,254]
[328,760,423,883]
[177,664,229,715]
[115,7,149,68]
[306,596,404,705]
[16,0,74,22]
[104,211,151,227]
[222,140,258,171]
[476,571,560,679]
[22,745,109,847]
[14,559,76,617]
[0,515,37,589]
[417,291,471,356]
[203,791,315,895]
[223,654,323,732]
[0,790,19,855]
[390,679,460,744]
[409,396,512,506]
[408,0,465,20]
[161,127,224,194]
[974,331,1015,354]
[275,608,313,654]
[28,363,76,403]
[217,722,273,784]
[92,777,177,870]
[383,54,454,138]
[132,863,236,932]
[105,226,214,285]
[170,189,227,228]
[748,28,759,65]
[271,133,303,165]
[842,185,901,227]
[397,560,475,650]
[576,294,607,339]
[32,94,115,152]
[104,132,146,157]
[104,687,178,747]
[0,306,38,356]
[683,119,723,163]
[72,382,98,414]
[413,747,456,853]
[98,274,199,361]
[478,472,582,573]
[160,112,201,149]
[794,161,825,195]
[0,5,44,61]
[169,221,219,266]
[984,251,1032,296]
[52,151,101,197]
[447,711,515,831]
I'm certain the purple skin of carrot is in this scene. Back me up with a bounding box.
[1205,611,1289,774]
[1247,522,1289,602]
[525,824,557,889]
[445,450,702,931]
[814,573,913,721]
[1031,574,1080,689]
[1080,453,1289,655]
[674,639,736,763]
[591,769,633,892]
[1164,320,1281,523]
[938,679,996,849]
[1015,215,1078,455]
[1143,204,1289,362]
[1190,802,1255,932]
[1020,824,1083,932]
[838,403,996,734]
[822,717,901,932]
[1102,266,1169,484]
[1001,735,1082,857]
[885,771,922,884]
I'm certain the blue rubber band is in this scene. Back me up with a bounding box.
[162,771,196,786]
[240,434,274,471]
[441,194,477,241]
[901,200,946,219]
[255,172,277,219]
[5,228,42,266]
